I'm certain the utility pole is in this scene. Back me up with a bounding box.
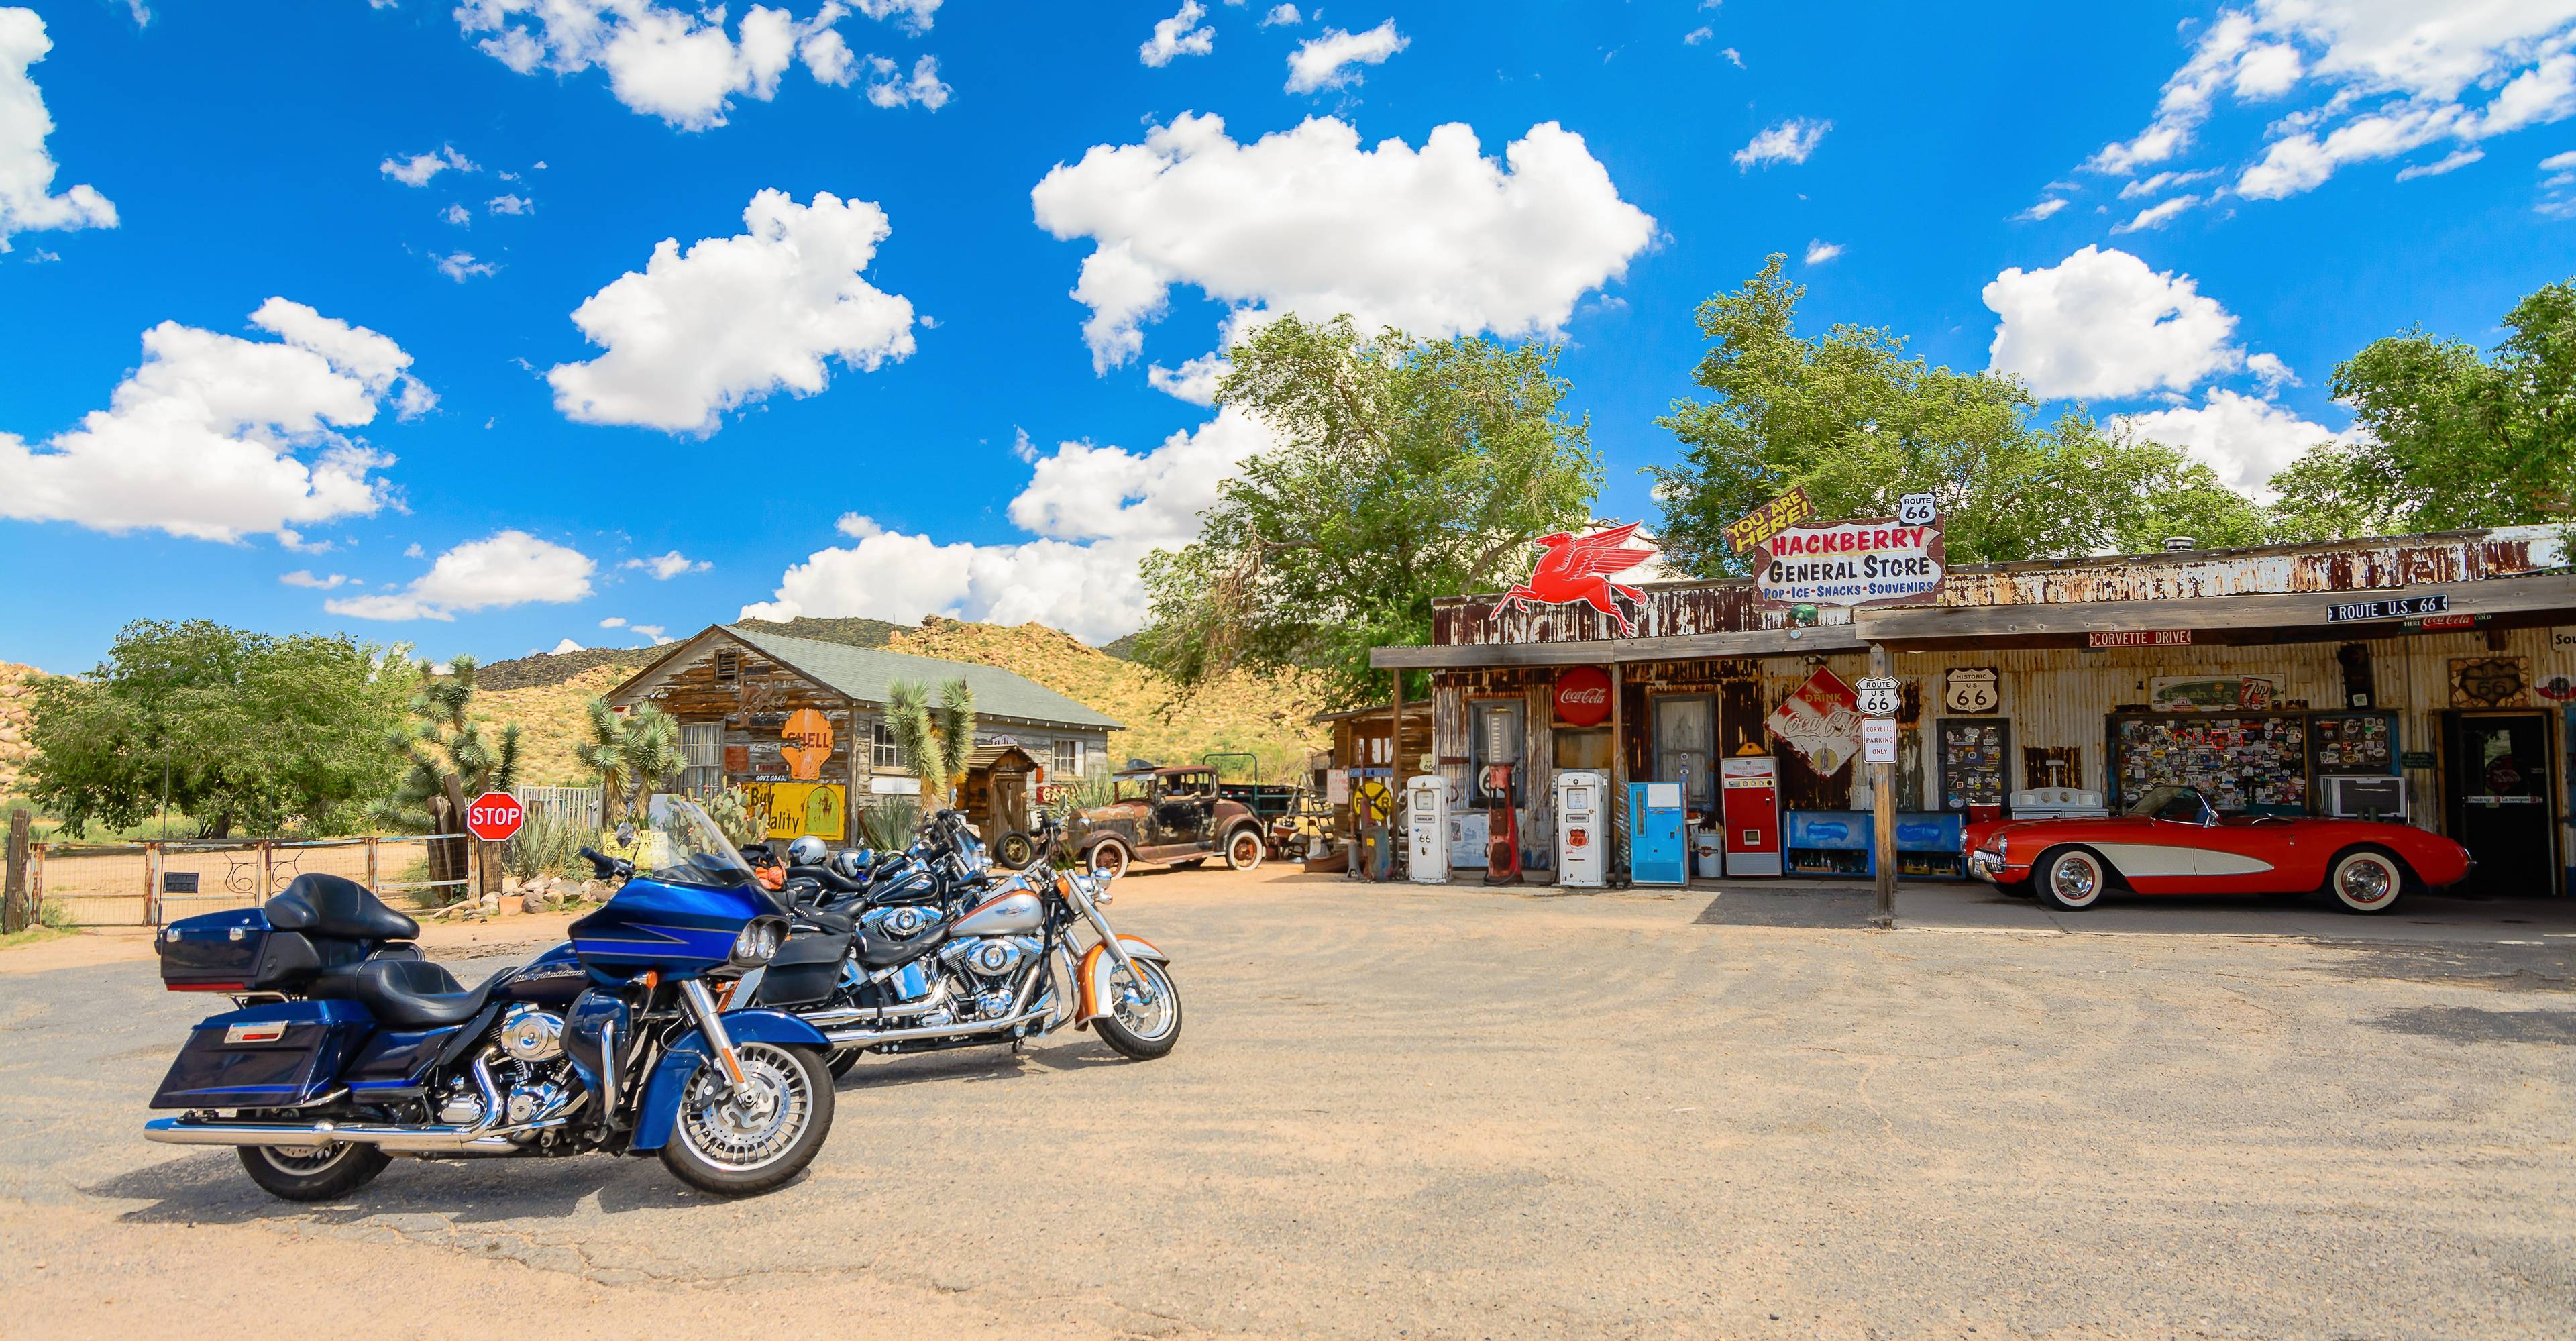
[1864,644,1898,930]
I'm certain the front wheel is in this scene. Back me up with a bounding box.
[2326,847,2404,914]
[1094,958,1184,1061]
[1225,828,1265,871]
[660,1042,835,1195]
[238,1141,390,1202]
[1085,839,1132,880]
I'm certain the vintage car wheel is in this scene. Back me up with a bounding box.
[2037,847,2110,911]
[2326,847,2404,914]
[1226,828,1265,871]
[1085,839,1132,879]
[993,830,1036,870]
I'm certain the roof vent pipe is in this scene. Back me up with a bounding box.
[2163,536,2195,551]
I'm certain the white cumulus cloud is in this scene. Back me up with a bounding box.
[1031,113,1654,373]
[1140,1,1214,66]
[1284,19,1405,93]
[742,408,1273,643]
[450,0,930,129]
[1,8,117,250]
[280,570,350,589]
[1260,4,1300,27]
[435,251,497,282]
[0,299,427,542]
[1146,352,1230,405]
[328,530,596,621]
[548,189,917,433]
[861,53,949,109]
[1732,116,1830,169]
[599,614,629,627]
[624,549,710,578]
[380,144,475,186]
[1984,245,2246,400]
[1802,239,1843,265]
[2087,3,2576,203]
[2120,388,2356,496]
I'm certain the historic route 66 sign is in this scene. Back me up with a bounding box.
[1856,675,1902,718]
[1945,667,1999,713]
[1896,492,1939,527]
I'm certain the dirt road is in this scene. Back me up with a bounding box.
[3,871,2570,1339]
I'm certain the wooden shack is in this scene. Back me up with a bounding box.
[960,743,1039,841]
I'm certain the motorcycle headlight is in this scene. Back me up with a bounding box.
[732,917,785,965]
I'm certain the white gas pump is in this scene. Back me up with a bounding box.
[1406,774,1449,883]
[1554,769,1607,888]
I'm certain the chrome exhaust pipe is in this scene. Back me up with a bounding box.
[142,1111,582,1155]
[803,982,953,1028]
[820,1002,1053,1048]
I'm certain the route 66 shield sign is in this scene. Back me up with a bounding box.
[1856,676,1902,718]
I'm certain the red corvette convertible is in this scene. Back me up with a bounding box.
[1963,785,2473,914]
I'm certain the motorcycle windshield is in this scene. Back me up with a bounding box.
[638,797,757,890]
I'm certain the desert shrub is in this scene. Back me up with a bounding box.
[502,808,587,881]
[857,797,918,851]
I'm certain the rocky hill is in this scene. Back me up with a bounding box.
[0,663,44,800]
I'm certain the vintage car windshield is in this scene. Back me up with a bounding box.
[2126,786,2212,822]
[637,797,755,888]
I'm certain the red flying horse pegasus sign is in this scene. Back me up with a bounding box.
[1491,522,1660,634]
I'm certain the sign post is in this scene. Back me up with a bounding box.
[1858,661,1900,928]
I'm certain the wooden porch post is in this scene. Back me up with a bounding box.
[1385,669,1405,886]
[1870,642,1896,928]
[1609,661,1627,880]
[3,810,28,934]
[364,835,380,892]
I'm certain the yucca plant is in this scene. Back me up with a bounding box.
[883,677,975,808]
[857,796,920,851]
[578,697,684,826]
[502,806,587,881]
[376,655,519,902]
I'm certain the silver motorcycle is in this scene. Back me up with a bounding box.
[751,814,1183,1073]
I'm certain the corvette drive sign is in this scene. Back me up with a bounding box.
[1752,515,1947,609]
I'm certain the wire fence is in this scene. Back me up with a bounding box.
[29,834,470,927]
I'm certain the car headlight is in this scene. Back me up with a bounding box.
[731,917,784,965]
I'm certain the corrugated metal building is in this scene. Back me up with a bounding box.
[1373,527,2576,896]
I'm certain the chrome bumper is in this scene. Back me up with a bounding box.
[1967,849,2006,883]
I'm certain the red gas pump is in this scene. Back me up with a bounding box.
[1481,763,1521,883]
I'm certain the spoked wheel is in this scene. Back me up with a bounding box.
[994,830,1036,870]
[237,1140,390,1202]
[660,1042,835,1195]
[2327,847,2404,914]
[2037,847,2110,912]
[1094,957,1184,1061]
[1226,829,1266,871]
[1085,840,1132,880]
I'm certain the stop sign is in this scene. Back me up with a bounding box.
[465,790,526,842]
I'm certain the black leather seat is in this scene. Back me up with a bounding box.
[266,873,420,942]
[793,903,858,936]
[315,957,501,1029]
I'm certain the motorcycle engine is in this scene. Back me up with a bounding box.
[937,936,1042,1020]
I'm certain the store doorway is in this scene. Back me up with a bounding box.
[2440,712,2557,896]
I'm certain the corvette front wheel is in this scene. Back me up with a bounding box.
[2037,847,2110,912]
[2326,848,2403,914]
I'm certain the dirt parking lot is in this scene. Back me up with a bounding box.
[3,869,2571,1340]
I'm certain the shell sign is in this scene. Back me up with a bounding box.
[781,708,835,780]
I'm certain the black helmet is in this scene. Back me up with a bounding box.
[786,835,828,867]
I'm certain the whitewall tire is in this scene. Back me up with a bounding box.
[2038,847,2111,912]
[2326,848,2403,914]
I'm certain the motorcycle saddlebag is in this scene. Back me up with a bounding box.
[157,907,332,991]
[151,998,374,1110]
[750,930,853,1009]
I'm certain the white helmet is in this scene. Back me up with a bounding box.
[786,836,829,867]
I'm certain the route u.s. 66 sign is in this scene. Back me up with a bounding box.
[1751,515,1946,609]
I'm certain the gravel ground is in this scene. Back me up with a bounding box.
[1,870,2570,1340]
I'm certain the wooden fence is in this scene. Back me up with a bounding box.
[515,785,602,833]
[19,833,470,927]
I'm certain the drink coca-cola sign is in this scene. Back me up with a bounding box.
[1554,666,1613,727]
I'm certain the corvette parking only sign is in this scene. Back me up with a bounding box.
[1752,495,1946,609]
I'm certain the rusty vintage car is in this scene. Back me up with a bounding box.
[1070,765,1269,877]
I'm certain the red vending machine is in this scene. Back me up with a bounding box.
[1720,755,1782,877]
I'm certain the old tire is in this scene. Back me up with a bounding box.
[238,1142,390,1203]
[1225,828,1265,871]
[993,830,1036,870]
[2037,847,2111,912]
[2326,847,2404,914]
[1085,839,1132,880]
[1093,957,1183,1061]
[826,1047,861,1079]
[659,1042,835,1197]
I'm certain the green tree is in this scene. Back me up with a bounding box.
[2268,278,2576,540]
[883,678,975,807]
[1648,255,2267,576]
[1134,314,1603,709]
[576,697,683,826]
[26,620,409,838]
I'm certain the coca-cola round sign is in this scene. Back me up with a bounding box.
[1554,667,1613,727]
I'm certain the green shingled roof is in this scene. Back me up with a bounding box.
[722,625,1123,731]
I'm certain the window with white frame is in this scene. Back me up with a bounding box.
[1053,738,1081,780]
[679,722,723,796]
[872,719,906,769]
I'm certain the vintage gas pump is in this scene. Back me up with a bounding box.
[1481,763,1520,883]
[1554,769,1606,888]
[1405,774,1449,883]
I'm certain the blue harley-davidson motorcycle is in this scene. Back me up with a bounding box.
[142,800,840,1200]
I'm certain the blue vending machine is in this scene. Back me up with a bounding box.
[1628,781,1687,886]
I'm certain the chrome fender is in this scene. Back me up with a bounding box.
[628,1008,829,1152]
[1075,935,1169,1026]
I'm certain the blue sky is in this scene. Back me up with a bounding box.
[4,0,2573,673]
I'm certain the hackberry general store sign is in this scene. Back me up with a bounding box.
[1751,505,1947,609]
